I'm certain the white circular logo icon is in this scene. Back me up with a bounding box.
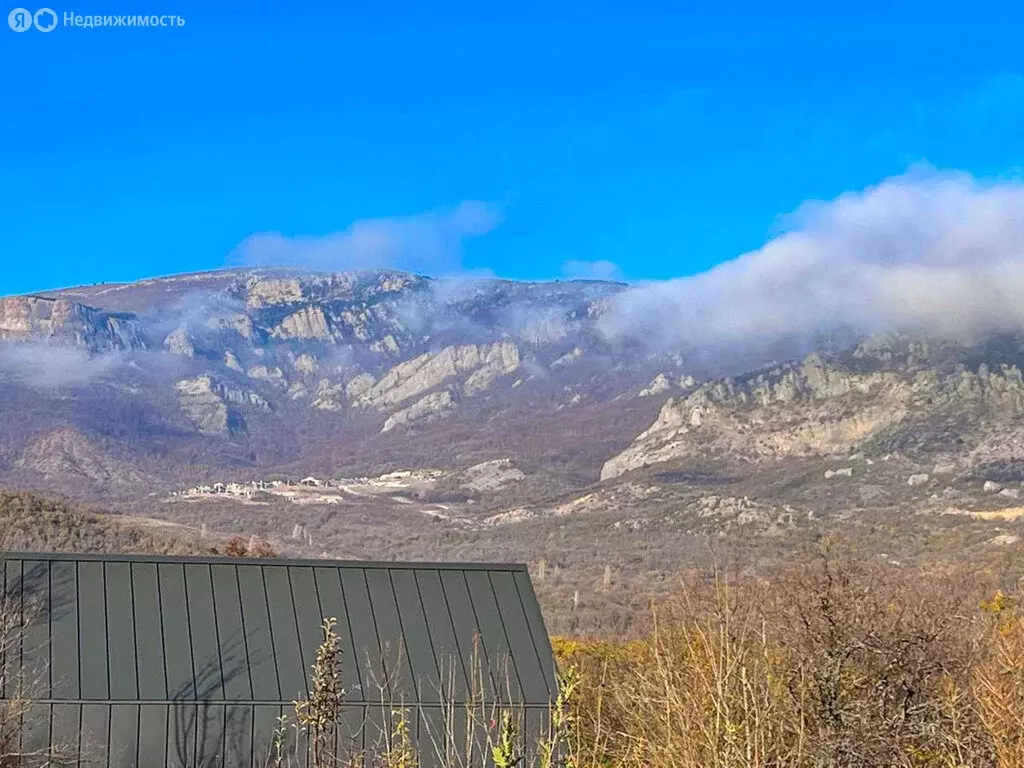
[8,7,33,30]
[33,7,56,30]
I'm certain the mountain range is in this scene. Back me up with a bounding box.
[3,268,1024,631]
[0,268,664,489]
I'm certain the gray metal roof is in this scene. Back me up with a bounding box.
[0,552,556,768]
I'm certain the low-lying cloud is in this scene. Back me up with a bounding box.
[0,343,129,389]
[601,169,1024,359]
[12,170,1024,391]
[0,342,193,392]
[229,201,502,276]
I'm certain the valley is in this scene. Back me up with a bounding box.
[2,268,1024,635]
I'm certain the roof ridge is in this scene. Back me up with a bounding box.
[0,550,529,571]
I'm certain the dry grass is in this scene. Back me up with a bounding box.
[0,490,212,555]
[0,592,78,767]
[0,491,277,558]
[973,590,1024,766]
[553,543,1024,768]
[944,507,1024,521]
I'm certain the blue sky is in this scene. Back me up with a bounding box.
[2,1,1023,296]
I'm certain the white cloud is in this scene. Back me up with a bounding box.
[229,201,502,276]
[601,169,1024,358]
[0,343,128,389]
[561,259,624,282]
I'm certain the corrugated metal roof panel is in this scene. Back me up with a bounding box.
[0,552,556,768]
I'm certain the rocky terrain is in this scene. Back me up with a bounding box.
[605,335,1024,479]
[0,268,663,493]
[4,269,1024,633]
[0,295,145,350]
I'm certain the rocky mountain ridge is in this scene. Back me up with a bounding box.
[604,338,1024,480]
[0,295,146,350]
[4,267,1024,568]
[5,270,1024,633]
[0,269,661,493]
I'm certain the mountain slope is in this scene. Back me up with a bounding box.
[0,269,661,494]
[0,490,209,555]
[604,335,1024,481]
[5,267,1024,553]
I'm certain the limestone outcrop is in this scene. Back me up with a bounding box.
[163,327,196,357]
[603,350,1024,480]
[0,296,146,351]
[175,375,269,435]
[270,307,332,340]
[311,380,345,412]
[247,365,286,385]
[639,372,698,397]
[639,373,672,397]
[462,459,526,492]
[380,390,454,432]
[355,342,520,409]
[345,373,376,401]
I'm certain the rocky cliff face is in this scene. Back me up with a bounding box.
[380,390,455,432]
[354,342,520,410]
[240,271,422,310]
[0,296,146,351]
[175,375,270,435]
[148,270,632,435]
[602,344,1024,480]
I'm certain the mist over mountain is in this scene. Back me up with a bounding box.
[9,169,1024,383]
[0,268,650,491]
[2,257,1024,600]
[4,168,1024,580]
[602,171,1024,363]
[0,255,1021,479]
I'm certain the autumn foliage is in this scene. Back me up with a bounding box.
[216,535,278,558]
[552,542,1024,768]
